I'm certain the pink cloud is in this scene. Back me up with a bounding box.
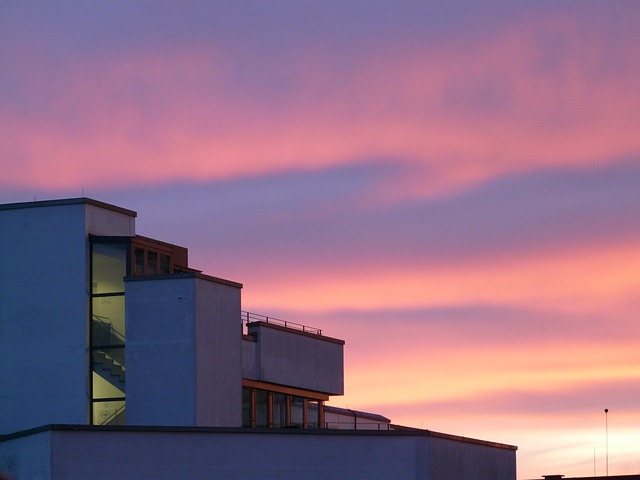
[242,240,640,314]
[2,5,640,198]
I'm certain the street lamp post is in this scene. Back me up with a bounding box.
[605,408,609,477]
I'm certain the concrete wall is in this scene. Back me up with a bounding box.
[0,202,89,434]
[194,277,242,427]
[429,434,517,480]
[126,273,242,427]
[0,430,52,480]
[85,202,135,237]
[241,336,258,379]
[125,275,198,426]
[0,427,517,480]
[246,322,344,395]
[0,199,137,435]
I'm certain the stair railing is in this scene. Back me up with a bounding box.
[92,315,125,345]
[100,403,126,426]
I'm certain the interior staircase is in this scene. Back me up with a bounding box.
[92,316,126,424]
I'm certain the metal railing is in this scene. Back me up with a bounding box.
[241,311,322,336]
[92,315,126,344]
[100,403,126,426]
[323,421,393,431]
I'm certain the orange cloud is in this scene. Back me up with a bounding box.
[244,239,640,314]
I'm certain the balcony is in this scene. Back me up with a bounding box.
[241,311,344,395]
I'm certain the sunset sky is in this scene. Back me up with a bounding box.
[1,1,639,477]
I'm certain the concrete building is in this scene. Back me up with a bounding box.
[0,198,517,480]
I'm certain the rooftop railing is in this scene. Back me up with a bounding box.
[241,310,322,336]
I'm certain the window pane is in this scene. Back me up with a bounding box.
[92,348,125,397]
[256,390,269,427]
[160,254,171,274]
[242,388,253,428]
[306,400,319,429]
[134,248,144,274]
[93,400,125,426]
[147,251,158,274]
[92,295,125,343]
[291,396,304,427]
[92,243,127,294]
[273,393,287,428]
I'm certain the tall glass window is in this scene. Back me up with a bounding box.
[91,241,128,425]
[242,386,325,429]
[306,400,320,428]
[242,387,253,427]
[134,248,144,274]
[272,393,287,428]
[147,251,158,274]
[255,390,269,427]
[291,396,304,427]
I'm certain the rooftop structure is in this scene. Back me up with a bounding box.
[0,198,517,479]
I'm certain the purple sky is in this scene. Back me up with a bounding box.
[2,2,640,477]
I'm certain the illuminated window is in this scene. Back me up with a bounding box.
[91,240,128,425]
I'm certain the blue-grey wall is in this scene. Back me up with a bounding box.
[125,275,198,426]
[0,427,517,480]
[0,429,52,479]
[0,203,90,435]
[126,274,242,427]
[0,199,135,435]
[430,434,517,480]
[194,276,242,427]
[246,322,344,395]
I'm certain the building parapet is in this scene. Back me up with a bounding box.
[242,310,322,335]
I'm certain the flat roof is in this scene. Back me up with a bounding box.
[0,197,137,217]
[0,424,517,450]
[125,271,243,289]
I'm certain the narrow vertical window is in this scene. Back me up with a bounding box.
[134,248,144,274]
[307,400,320,429]
[272,393,287,428]
[147,251,158,274]
[91,241,128,425]
[242,387,253,427]
[159,254,171,274]
[291,396,304,427]
[255,390,269,428]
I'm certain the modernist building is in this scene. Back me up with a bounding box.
[0,198,517,480]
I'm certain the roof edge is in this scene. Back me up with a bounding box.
[0,197,137,217]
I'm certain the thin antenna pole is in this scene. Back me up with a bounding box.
[605,408,609,477]
[594,447,596,476]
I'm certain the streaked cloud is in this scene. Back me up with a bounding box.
[2,2,640,198]
[1,2,639,478]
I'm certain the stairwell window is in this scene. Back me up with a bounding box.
[90,240,128,426]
